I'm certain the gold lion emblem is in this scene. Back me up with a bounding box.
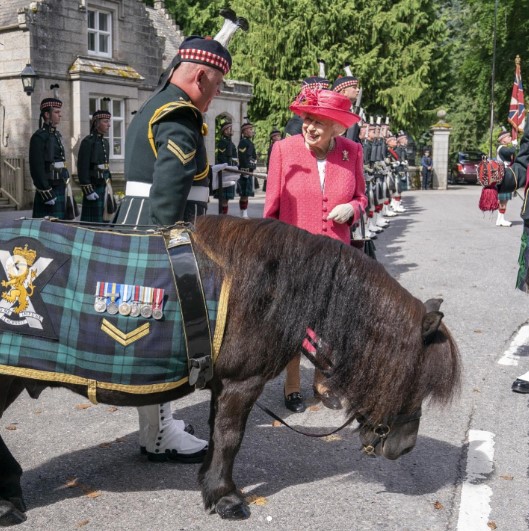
[1,244,37,314]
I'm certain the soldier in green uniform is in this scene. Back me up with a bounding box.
[214,120,237,214]
[29,98,68,219]
[114,11,248,464]
[237,120,257,218]
[77,110,114,223]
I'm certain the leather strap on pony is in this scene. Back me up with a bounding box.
[477,157,505,212]
[164,226,213,389]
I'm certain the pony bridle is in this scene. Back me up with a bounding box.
[356,409,422,456]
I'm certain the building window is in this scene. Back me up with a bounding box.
[87,9,112,57]
[89,97,125,159]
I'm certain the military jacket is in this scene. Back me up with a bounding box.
[216,136,237,165]
[77,133,110,194]
[363,140,373,165]
[284,115,303,137]
[29,123,66,191]
[497,123,529,218]
[396,145,408,163]
[238,136,257,171]
[125,84,209,225]
[497,145,516,165]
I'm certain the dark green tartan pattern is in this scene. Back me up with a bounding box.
[32,181,66,219]
[517,226,529,292]
[0,219,219,387]
[80,182,107,222]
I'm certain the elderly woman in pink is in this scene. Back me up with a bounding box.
[264,87,367,413]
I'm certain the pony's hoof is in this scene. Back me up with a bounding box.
[0,498,27,526]
[215,495,251,520]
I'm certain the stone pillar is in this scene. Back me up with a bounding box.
[154,1,165,9]
[430,110,452,190]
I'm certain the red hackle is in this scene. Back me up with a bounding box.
[478,186,499,212]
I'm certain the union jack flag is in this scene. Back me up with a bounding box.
[508,55,526,140]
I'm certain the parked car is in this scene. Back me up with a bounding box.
[449,150,485,184]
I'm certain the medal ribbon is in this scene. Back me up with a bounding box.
[153,288,164,310]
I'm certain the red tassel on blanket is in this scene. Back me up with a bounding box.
[478,186,499,212]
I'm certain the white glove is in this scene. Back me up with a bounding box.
[512,139,518,147]
[327,203,354,224]
[86,192,99,201]
[44,198,56,206]
[211,163,228,174]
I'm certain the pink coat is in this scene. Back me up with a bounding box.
[264,134,367,244]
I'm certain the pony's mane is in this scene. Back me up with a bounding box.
[194,215,460,422]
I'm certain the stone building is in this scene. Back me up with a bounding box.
[0,0,252,209]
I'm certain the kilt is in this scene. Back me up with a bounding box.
[517,224,529,292]
[32,181,66,219]
[80,182,107,222]
[0,219,224,396]
[498,192,512,201]
[237,175,255,197]
[213,184,236,201]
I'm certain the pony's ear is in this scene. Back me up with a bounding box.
[422,310,444,343]
[424,298,443,313]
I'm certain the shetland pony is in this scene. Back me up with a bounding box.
[0,215,460,524]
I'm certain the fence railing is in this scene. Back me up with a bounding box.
[0,157,24,209]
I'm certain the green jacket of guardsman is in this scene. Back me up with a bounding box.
[119,84,209,226]
[77,133,110,193]
[216,136,237,165]
[497,121,529,219]
[29,123,66,193]
[237,136,256,171]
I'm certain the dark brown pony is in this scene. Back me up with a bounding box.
[0,215,460,525]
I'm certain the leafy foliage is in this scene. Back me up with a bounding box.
[161,0,529,156]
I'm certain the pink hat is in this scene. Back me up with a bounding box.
[289,87,361,128]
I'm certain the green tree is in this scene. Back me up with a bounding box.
[163,0,452,155]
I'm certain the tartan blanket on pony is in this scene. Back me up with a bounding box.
[0,219,223,396]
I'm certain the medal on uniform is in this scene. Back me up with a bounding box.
[130,285,141,317]
[118,284,132,316]
[140,286,153,318]
[152,288,164,320]
[94,281,107,313]
[106,282,120,315]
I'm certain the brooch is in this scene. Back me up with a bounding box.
[342,150,349,161]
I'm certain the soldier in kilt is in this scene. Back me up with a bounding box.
[214,121,237,214]
[496,128,517,227]
[77,110,113,223]
[29,98,68,219]
[113,12,248,463]
[237,120,257,218]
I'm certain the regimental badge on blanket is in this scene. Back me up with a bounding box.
[94,282,165,320]
[0,238,69,339]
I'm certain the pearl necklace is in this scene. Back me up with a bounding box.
[314,138,335,160]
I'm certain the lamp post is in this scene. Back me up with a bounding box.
[20,63,37,96]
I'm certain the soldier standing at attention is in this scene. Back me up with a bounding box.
[114,10,247,463]
[29,98,68,219]
[237,119,257,218]
[77,110,114,222]
[264,127,282,192]
[332,63,364,143]
[215,120,238,214]
[496,128,517,227]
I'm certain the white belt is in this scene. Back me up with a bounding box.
[126,181,151,197]
[125,181,209,203]
[53,161,65,169]
[97,164,109,170]
[187,187,209,202]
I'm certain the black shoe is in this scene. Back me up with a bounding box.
[313,388,343,410]
[284,392,306,413]
[512,379,529,393]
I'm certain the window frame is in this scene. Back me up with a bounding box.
[87,8,112,58]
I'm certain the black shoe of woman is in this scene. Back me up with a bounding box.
[284,392,306,413]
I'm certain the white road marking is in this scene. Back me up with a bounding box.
[497,324,529,366]
[457,430,495,530]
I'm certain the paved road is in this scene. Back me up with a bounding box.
[2,186,529,530]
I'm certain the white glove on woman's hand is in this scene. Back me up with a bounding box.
[327,203,354,223]
[86,192,99,201]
